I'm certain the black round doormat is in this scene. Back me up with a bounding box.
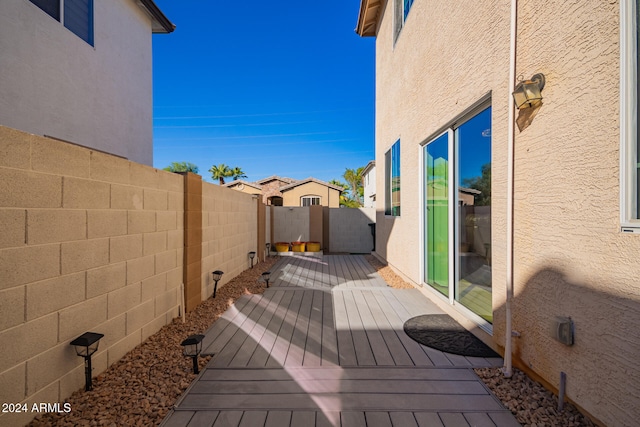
[403,314,500,358]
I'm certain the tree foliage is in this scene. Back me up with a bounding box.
[163,162,199,174]
[208,164,247,185]
[208,164,232,185]
[462,163,491,206]
[343,167,364,207]
[231,167,247,181]
[331,166,366,208]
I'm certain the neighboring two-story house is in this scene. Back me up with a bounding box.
[357,1,640,425]
[0,0,174,165]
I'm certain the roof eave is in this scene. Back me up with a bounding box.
[356,0,382,37]
[137,0,176,34]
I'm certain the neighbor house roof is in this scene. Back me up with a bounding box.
[137,0,176,33]
[255,175,296,185]
[224,180,263,191]
[279,177,344,193]
[362,160,375,176]
[356,0,383,37]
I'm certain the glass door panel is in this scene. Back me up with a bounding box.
[455,107,492,322]
[424,133,449,296]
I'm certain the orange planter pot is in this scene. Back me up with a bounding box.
[291,241,306,252]
[274,242,290,252]
[306,242,320,252]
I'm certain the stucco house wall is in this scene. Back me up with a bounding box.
[0,0,171,165]
[365,0,640,425]
[281,181,341,207]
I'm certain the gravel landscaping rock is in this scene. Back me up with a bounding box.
[28,257,279,427]
[475,368,595,427]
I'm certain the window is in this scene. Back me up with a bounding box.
[621,0,640,231]
[394,0,415,41]
[385,140,401,216]
[301,196,320,207]
[30,0,94,46]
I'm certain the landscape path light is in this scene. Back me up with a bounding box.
[262,271,271,288]
[212,270,224,298]
[180,334,205,374]
[70,332,104,391]
[265,242,271,258]
[249,251,256,268]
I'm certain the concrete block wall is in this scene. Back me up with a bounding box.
[200,183,259,299]
[0,126,184,427]
[272,207,310,243]
[270,206,376,253]
[328,208,376,253]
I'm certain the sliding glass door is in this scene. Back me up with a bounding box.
[423,105,492,323]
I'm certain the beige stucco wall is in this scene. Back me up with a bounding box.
[200,184,258,299]
[373,1,640,425]
[0,126,183,426]
[226,183,262,197]
[0,0,156,165]
[281,182,340,207]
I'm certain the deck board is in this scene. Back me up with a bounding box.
[160,255,517,427]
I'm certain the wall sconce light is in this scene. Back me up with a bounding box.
[512,73,545,109]
[261,271,271,288]
[70,332,104,391]
[180,334,205,374]
[249,251,256,268]
[211,270,223,298]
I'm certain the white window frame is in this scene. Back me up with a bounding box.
[301,196,320,207]
[394,0,415,43]
[621,0,640,232]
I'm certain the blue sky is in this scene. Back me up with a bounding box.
[151,1,375,184]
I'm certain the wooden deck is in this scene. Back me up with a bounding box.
[161,255,519,427]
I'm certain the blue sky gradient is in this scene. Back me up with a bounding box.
[152,1,375,184]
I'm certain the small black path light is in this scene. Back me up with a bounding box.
[211,270,223,298]
[265,243,271,258]
[262,271,271,288]
[70,332,104,391]
[180,334,205,374]
[249,251,256,268]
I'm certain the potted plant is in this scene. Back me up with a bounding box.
[291,241,306,252]
[274,242,290,252]
[306,242,321,252]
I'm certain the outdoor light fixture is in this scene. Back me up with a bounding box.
[211,270,223,298]
[249,251,256,268]
[262,271,271,288]
[265,243,271,258]
[180,334,205,374]
[70,332,104,391]
[512,73,545,109]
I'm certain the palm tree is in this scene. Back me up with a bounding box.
[163,161,199,174]
[329,179,352,207]
[343,167,364,206]
[231,166,247,181]
[208,163,232,185]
